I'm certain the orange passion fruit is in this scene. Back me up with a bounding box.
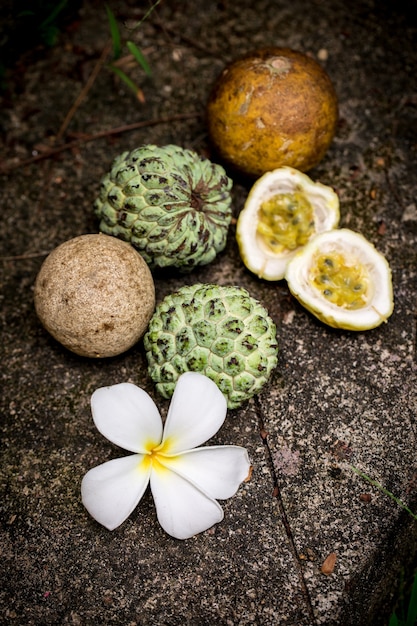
[207,47,338,177]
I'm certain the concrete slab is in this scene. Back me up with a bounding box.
[1,1,417,624]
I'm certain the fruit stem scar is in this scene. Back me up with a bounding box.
[265,56,291,73]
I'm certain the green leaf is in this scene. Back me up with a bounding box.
[105,4,122,60]
[126,41,152,76]
[128,0,162,32]
[388,614,399,626]
[406,571,417,626]
[40,24,60,47]
[351,466,417,521]
[40,0,68,28]
[107,65,140,96]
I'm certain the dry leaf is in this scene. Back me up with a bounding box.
[260,428,269,441]
[321,552,337,575]
[244,465,254,482]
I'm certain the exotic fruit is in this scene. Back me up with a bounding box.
[236,166,340,280]
[34,234,155,357]
[144,284,278,409]
[207,47,338,177]
[285,229,394,330]
[94,144,233,271]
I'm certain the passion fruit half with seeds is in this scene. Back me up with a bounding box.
[285,229,394,330]
[207,47,338,177]
[236,167,340,280]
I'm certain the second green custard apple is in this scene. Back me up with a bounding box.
[144,284,278,409]
[94,144,233,271]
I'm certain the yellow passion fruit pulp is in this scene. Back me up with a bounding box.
[237,167,340,281]
[285,229,394,330]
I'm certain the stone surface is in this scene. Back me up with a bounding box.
[1,1,417,624]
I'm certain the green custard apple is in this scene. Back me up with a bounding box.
[94,144,233,271]
[144,283,278,409]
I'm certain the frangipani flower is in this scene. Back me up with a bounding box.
[81,372,251,539]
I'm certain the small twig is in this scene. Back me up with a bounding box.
[126,0,162,34]
[1,251,51,262]
[153,22,217,57]
[57,41,113,141]
[0,112,201,173]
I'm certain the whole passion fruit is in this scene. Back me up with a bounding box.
[207,47,338,177]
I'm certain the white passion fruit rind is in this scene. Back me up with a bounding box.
[236,166,339,281]
[285,228,394,330]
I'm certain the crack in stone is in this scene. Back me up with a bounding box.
[413,311,417,365]
[254,395,318,626]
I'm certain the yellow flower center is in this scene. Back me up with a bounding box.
[140,437,178,474]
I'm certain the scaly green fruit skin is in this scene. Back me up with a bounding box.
[144,283,278,409]
[94,144,233,271]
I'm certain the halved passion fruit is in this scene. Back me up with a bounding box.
[285,228,394,330]
[236,166,339,280]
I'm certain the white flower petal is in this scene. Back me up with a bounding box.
[91,383,162,453]
[161,446,251,500]
[162,372,227,453]
[150,464,224,539]
[81,454,151,530]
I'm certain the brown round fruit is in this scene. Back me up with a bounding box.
[34,234,156,358]
[207,47,338,177]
